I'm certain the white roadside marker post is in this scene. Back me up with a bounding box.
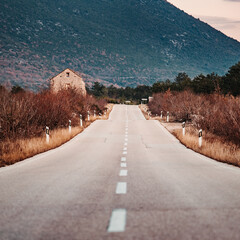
[182,121,185,136]
[87,111,90,121]
[167,111,169,122]
[160,111,163,119]
[80,114,83,127]
[104,110,106,116]
[94,110,96,118]
[199,129,202,147]
[46,126,49,144]
[69,120,71,134]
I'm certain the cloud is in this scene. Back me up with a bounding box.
[224,0,240,2]
[197,15,240,25]
[197,15,240,41]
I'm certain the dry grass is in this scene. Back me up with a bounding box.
[0,104,113,168]
[173,127,240,167]
[139,105,240,167]
[0,127,83,167]
[139,104,151,120]
[139,104,176,122]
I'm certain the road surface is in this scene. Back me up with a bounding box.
[0,105,240,240]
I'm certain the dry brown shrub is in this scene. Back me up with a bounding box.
[148,90,240,145]
[0,88,108,166]
[0,88,107,141]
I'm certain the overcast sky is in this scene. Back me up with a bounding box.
[167,0,240,42]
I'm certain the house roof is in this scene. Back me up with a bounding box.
[50,68,83,81]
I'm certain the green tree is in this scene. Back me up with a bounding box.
[11,85,25,94]
[91,82,107,97]
[174,72,192,91]
[221,62,240,96]
[191,74,215,94]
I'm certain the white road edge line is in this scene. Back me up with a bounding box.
[116,182,127,194]
[107,209,127,233]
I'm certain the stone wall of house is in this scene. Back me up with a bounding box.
[50,69,86,96]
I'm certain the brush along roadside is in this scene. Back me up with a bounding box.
[139,105,240,167]
[0,104,113,168]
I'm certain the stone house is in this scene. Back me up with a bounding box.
[50,68,86,96]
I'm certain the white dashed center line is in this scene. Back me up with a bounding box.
[116,182,127,194]
[119,170,128,176]
[107,209,127,233]
[123,151,127,155]
[123,147,127,151]
[124,142,128,146]
[121,162,127,168]
[121,157,126,162]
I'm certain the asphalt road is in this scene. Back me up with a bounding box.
[0,105,240,240]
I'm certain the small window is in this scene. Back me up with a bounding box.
[66,72,70,77]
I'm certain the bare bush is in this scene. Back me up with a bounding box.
[148,90,240,145]
[0,88,107,141]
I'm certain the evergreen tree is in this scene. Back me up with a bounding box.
[221,62,240,96]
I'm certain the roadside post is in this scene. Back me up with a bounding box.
[94,110,96,118]
[80,114,83,127]
[182,122,185,136]
[199,129,202,147]
[88,111,90,121]
[46,126,49,144]
[69,120,71,134]
[104,110,107,116]
[160,111,163,119]
[167,111,169,122]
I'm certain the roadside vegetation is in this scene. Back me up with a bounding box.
[0,86,109,167]
[0,61,239,167]
[145,91,240,166]
[88,61,240,103]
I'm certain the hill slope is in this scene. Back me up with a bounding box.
[1,0,240,89]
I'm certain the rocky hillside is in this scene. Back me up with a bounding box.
[1,0,240,90]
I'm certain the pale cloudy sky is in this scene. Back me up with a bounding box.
[167,0,240,41]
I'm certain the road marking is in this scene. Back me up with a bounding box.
[125,138,128,141]
[107,209,127,233]
[119,169,128,176]
[116,182,127,194]
[124,142,128,146]
[121,162,127,167]
[121,157,126,162]
[123,151,127,155]
[123,147,127,151]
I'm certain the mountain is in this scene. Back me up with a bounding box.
[1,0,240,90]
